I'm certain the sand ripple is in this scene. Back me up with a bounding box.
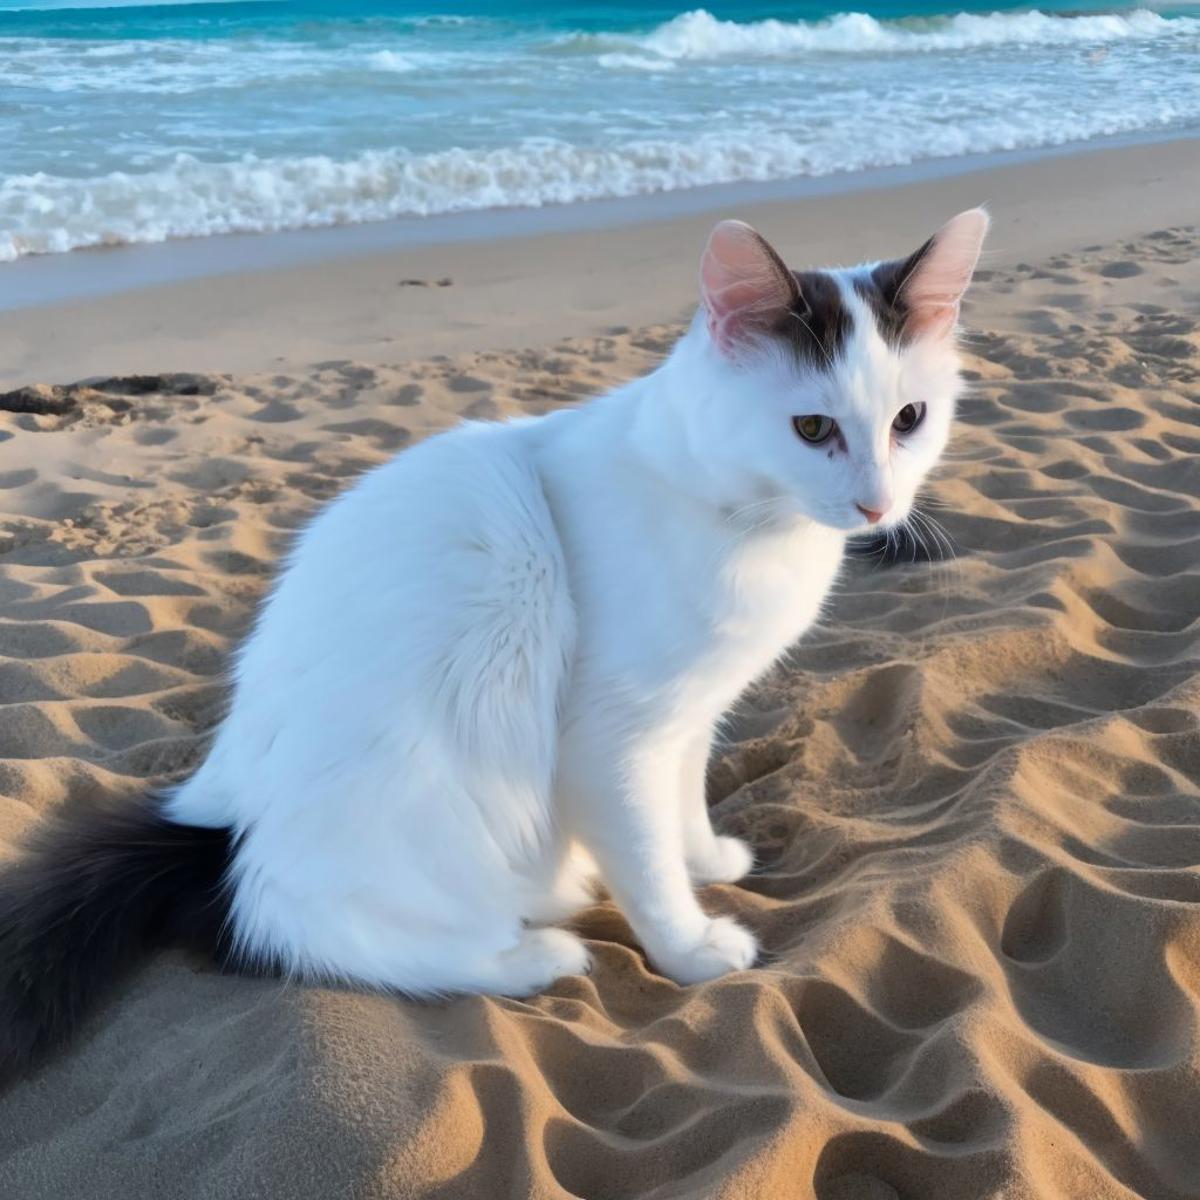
[1,228,1198,1199]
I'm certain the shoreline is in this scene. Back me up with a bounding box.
[3,128,1195,314]
[1,135,1197,386]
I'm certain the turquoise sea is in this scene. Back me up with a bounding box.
[1,0,1197,260]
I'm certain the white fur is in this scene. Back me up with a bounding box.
[167,211,987,996]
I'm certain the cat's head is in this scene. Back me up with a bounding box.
[682,208,988,533]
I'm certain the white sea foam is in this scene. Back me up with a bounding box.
[601,6,1198,59]
[365,49,420,73]
[1,5,1196,260]
[2,99,1195,262]
[7,9,1194,98]
[2,37,345,93]
[1,37,455,93]
[596,52,678,72]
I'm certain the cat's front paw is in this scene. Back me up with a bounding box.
[689,835,755,885]
[653,917,759,986]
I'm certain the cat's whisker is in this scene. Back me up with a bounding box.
[920,509,960,566]
[908,507,964,632]
[708,496,788,571]
[896,514,943,644]
[723,496,784,529]
[909,509,939,558]
[905,513,929,563]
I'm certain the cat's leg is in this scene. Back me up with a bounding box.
[524,842,599,924]
[680,729,754,886]
[231,814,592,1000]
[563,735,758,985]
[460,926,592,997]
[367,919,591,999]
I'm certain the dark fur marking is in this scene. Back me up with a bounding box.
[853,237,935,348]
[773,269,853,369]
[0,792,240,1082]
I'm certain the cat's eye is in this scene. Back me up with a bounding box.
[892,402,926,434]
[792,414,836,445]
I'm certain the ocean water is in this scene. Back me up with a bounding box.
[1,0,1197,261]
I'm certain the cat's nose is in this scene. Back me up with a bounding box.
[856,503,890,524]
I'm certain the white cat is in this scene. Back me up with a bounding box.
[0,208,988,1073]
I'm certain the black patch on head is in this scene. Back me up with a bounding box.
[0,792,242,1082]
[772,269,852,370]
[853,236,935,348]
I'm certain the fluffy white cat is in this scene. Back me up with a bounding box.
[0,208,988,1074]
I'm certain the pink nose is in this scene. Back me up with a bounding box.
[856,504,889,524]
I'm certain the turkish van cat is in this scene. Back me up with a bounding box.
[0,208,988,1076]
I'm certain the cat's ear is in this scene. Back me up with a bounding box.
[894,207,990,339]
[700,220,801,353]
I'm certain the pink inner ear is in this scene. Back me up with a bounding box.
[700,220,795,351]
[905,207,990,338]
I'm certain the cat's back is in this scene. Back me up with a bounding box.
[273,416,565,629]
[175,415,576,827]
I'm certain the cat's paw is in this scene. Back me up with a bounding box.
[688,835,755,885]
[496,928,591,997]
[653,917,759,986]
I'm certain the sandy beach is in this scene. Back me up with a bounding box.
[0,142,1198,1199]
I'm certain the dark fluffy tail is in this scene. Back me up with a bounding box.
[0,793,237,1080]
